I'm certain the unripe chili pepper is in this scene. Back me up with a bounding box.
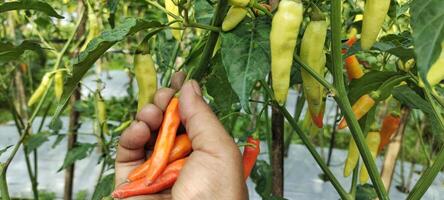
[165,0,182,41]
[128,133,191,181]
[54,71,63,102]
[28,72,52,107]
[228,0,250,7]
[144,97,180,185]
[378,113,400,152]
[113,158,186,198]
[222,6,248,32]
[242,136,260,180]
[134,53,157,112]
[424,42,444,86]
[338,94,376,129]
[360,0,391,50]
[300,13,327,128]
[270,0,303,105]
[95,93,109,135]
[359,131,381,184]
[81,9,100,51]
[343,137,358,177]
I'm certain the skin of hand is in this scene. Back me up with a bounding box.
[115,72,248,200]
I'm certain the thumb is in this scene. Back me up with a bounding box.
[179,80,237,155]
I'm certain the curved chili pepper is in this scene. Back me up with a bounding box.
[127,133,189,182]
[144,97,180,185]
[242,136,260,180]
[378,113,400,152]
[338,94,376,129]
[113,158,186,198]
[359,131,380,184]
[342,35,364,80]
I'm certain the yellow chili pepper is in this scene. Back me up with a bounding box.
[134,53,157,112]
[359,131,381,184]
[222,6,248,32]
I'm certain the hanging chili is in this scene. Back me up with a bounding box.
[338,94,376,129]
[359,131,381,184]
[222,6,248,32]
[134,53,157,112]
[54,71,64,102]
[378,113,400,152]
[270,0,304,105]
[360,0,391,50]
[242,136,260,180]
[28,72,51,107]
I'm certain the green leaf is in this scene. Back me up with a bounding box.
[92,173,115,200]
[0,145,12,158]
[0,41,43,64]
[205,54,240,114]
[410,0,444,83]
[250,160,273,199]
[356,184,377,200]
[25,131,50,154]
[348,71,402,103]
[52,134,65,148]
[221,17,271,112]
[372,32,415,61]
[0,1,63,18]
[392,85,444,135]
[194,0,214,25]
[58,143,96,171]
[51,18,162,125]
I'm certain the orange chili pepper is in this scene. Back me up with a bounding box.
[144,97,180,185]
[112,158,186,198]
[242,136,260,181]
[338,94,376,129]
[168,134,192,162]
[127,133,191,181]
[342,35,364,80]
[345,55,364,80]
[378,113,401,152]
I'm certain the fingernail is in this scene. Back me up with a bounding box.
[190,80,202,96]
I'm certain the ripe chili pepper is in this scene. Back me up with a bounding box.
[134,53,157,112]
[28,72,52,107]
[222,6,248,32]
[300,12,327,128]
[168,134,192,162]
[337,94,376,129]
[378,113,400,152]
[270,0,303,105]
[165,0,182,41]
[342,34,364,80]
[242,136,260,180]
[144,97,180,185]
[360,0,391,50]
[128,133,191,181]
[113,158,186,198]
[344,55,364,80]
[359,131,381,184]
[54,71,63,102]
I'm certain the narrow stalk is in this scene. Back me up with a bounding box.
[407,87,444,200]
[294,55,336,94]
[271,106,284,197]
[284,87,304,157]
[191,0,228,81]
[330,0,388,199]
[186,22,220,32]
[349,163,359,198]
[326,106,339,167]
[0,163,10,200]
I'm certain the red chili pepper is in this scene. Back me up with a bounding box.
[378,113,401,152]
[338,94,376,129]
[144,97,180,185]
[112,158,186,198]
[128,133,191,182]
[342,35,364,80]
[242,136,260,180]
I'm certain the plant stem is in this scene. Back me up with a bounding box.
[0,163,10,200]
[349,163,359,198]
[407,86,444,200]
[191,0,227,81]
[294,55,336,94]
[326,106,339,167]
[271,106,284,197]
[330,0,388,199]
[186,22,220,32]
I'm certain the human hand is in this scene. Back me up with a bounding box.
[115,73,248,200]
